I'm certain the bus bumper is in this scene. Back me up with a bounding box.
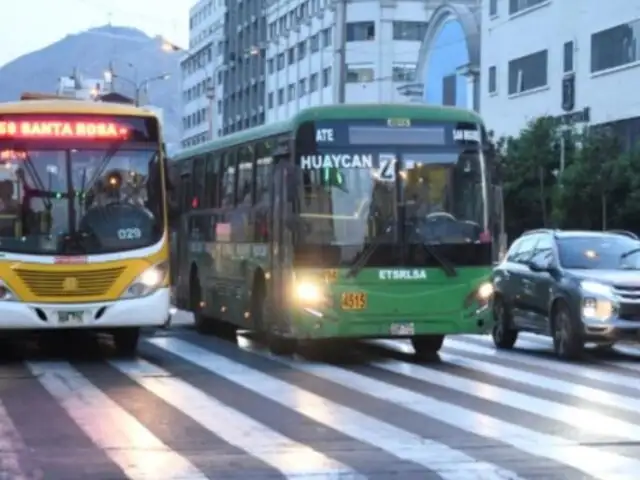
[0,288,171,330]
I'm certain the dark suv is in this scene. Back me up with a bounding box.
[492,229,640,359]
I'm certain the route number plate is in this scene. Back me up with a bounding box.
[340,292,366,310]
[58,311,84,324]
[390,322,414,336]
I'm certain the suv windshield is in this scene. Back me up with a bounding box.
[0,148,164,255]
[558,235,640,269]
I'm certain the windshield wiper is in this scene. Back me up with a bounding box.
[346,224,395,278]
[20,151,52,210]
[417,240,457,277]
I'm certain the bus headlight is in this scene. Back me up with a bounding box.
[477,282,494,300]
[121,262,168,299]
[0,282,17,301]
[294,281,325,305]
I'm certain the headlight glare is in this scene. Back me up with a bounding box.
[121,262,168,299]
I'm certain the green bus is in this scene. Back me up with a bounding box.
[169,104,504,357]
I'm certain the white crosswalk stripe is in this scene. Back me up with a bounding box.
[0,327,640,479]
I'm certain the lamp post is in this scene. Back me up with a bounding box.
[103,68,170,106]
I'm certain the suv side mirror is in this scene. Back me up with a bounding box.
[528,257,551,272]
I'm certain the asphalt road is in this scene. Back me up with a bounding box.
[0,311,640,479]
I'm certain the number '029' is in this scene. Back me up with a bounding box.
[117,228,142,240]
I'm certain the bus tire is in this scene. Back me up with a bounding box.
[251,274,296,356]
[411,334,444,359]
[112,328,140,356]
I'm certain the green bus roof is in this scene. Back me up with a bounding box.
[173,103,483,162]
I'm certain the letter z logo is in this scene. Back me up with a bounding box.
[378,155,396,182]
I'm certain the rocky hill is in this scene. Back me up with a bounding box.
[0,25,182,144]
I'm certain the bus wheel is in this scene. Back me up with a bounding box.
[411,334,444,359]
[112,328,140,356]
[251,280,296,356]
[267,331,297,356]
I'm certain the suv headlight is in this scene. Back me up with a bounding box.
[0,281,17,301]
[580,281,616,321]
[121,262,169,299]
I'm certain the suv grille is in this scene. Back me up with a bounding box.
[15,267,125,298]
[613,285,640,320]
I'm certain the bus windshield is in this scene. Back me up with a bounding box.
[292,149,486,246]
[0,148,164,255]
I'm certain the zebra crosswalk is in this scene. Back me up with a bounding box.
[2,329,640,479]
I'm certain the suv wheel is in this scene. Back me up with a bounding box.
[491,297,518,349]
[552,302,584,360]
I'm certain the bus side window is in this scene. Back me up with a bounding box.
[204,153,220,208]
[236,146,254,206]
[221,151,237,207]
[255,141,272,205]
[192,155,205,208]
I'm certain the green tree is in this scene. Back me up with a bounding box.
[555,127,623,229]
[499,117,564,239]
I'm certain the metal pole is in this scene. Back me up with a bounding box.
[335,0,348,104]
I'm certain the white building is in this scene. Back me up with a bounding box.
[481,0,640,142]
[56,75,109,100]
[265,0,433,123]
[180,0,226,149]
[180,0,443,148]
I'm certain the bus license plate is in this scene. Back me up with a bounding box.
[340,292,366,310]
[58,311,84,324]
[390,322,414,336]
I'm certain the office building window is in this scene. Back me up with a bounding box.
[563,41,574,73]
[489,0,498,16]
[268,58,274,74]
[488,66,497,93]
[508,49,548,95]
[288,47,295,65]
[310,33,320,52]
[392,64,416,82]
[278,88,285,105]
[346,22,375,41]
[509,0,546,15]
[322,66,332,87]
[591,19,640,73]
[297,41,306,60]
[346,66,375,83]
[288,83,296,101]
[310,72,318,92]
[321,27,332,47]
[392,22,428,41]
[277,53,285,70]
[268,92,274,108]
[299,78,307,97]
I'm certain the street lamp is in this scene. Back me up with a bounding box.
[103,69,170,106]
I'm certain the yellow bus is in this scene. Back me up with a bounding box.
[0,98,172,354]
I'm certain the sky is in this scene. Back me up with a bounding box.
[0,0,194,67]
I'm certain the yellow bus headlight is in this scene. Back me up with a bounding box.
[121,262,168,299]
[0,282,17,301]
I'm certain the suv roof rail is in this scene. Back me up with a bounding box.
[522,228,557,236]
[606,229,639,239]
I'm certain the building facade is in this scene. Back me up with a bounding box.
[180,0,443,148]
[481,0,640,143]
